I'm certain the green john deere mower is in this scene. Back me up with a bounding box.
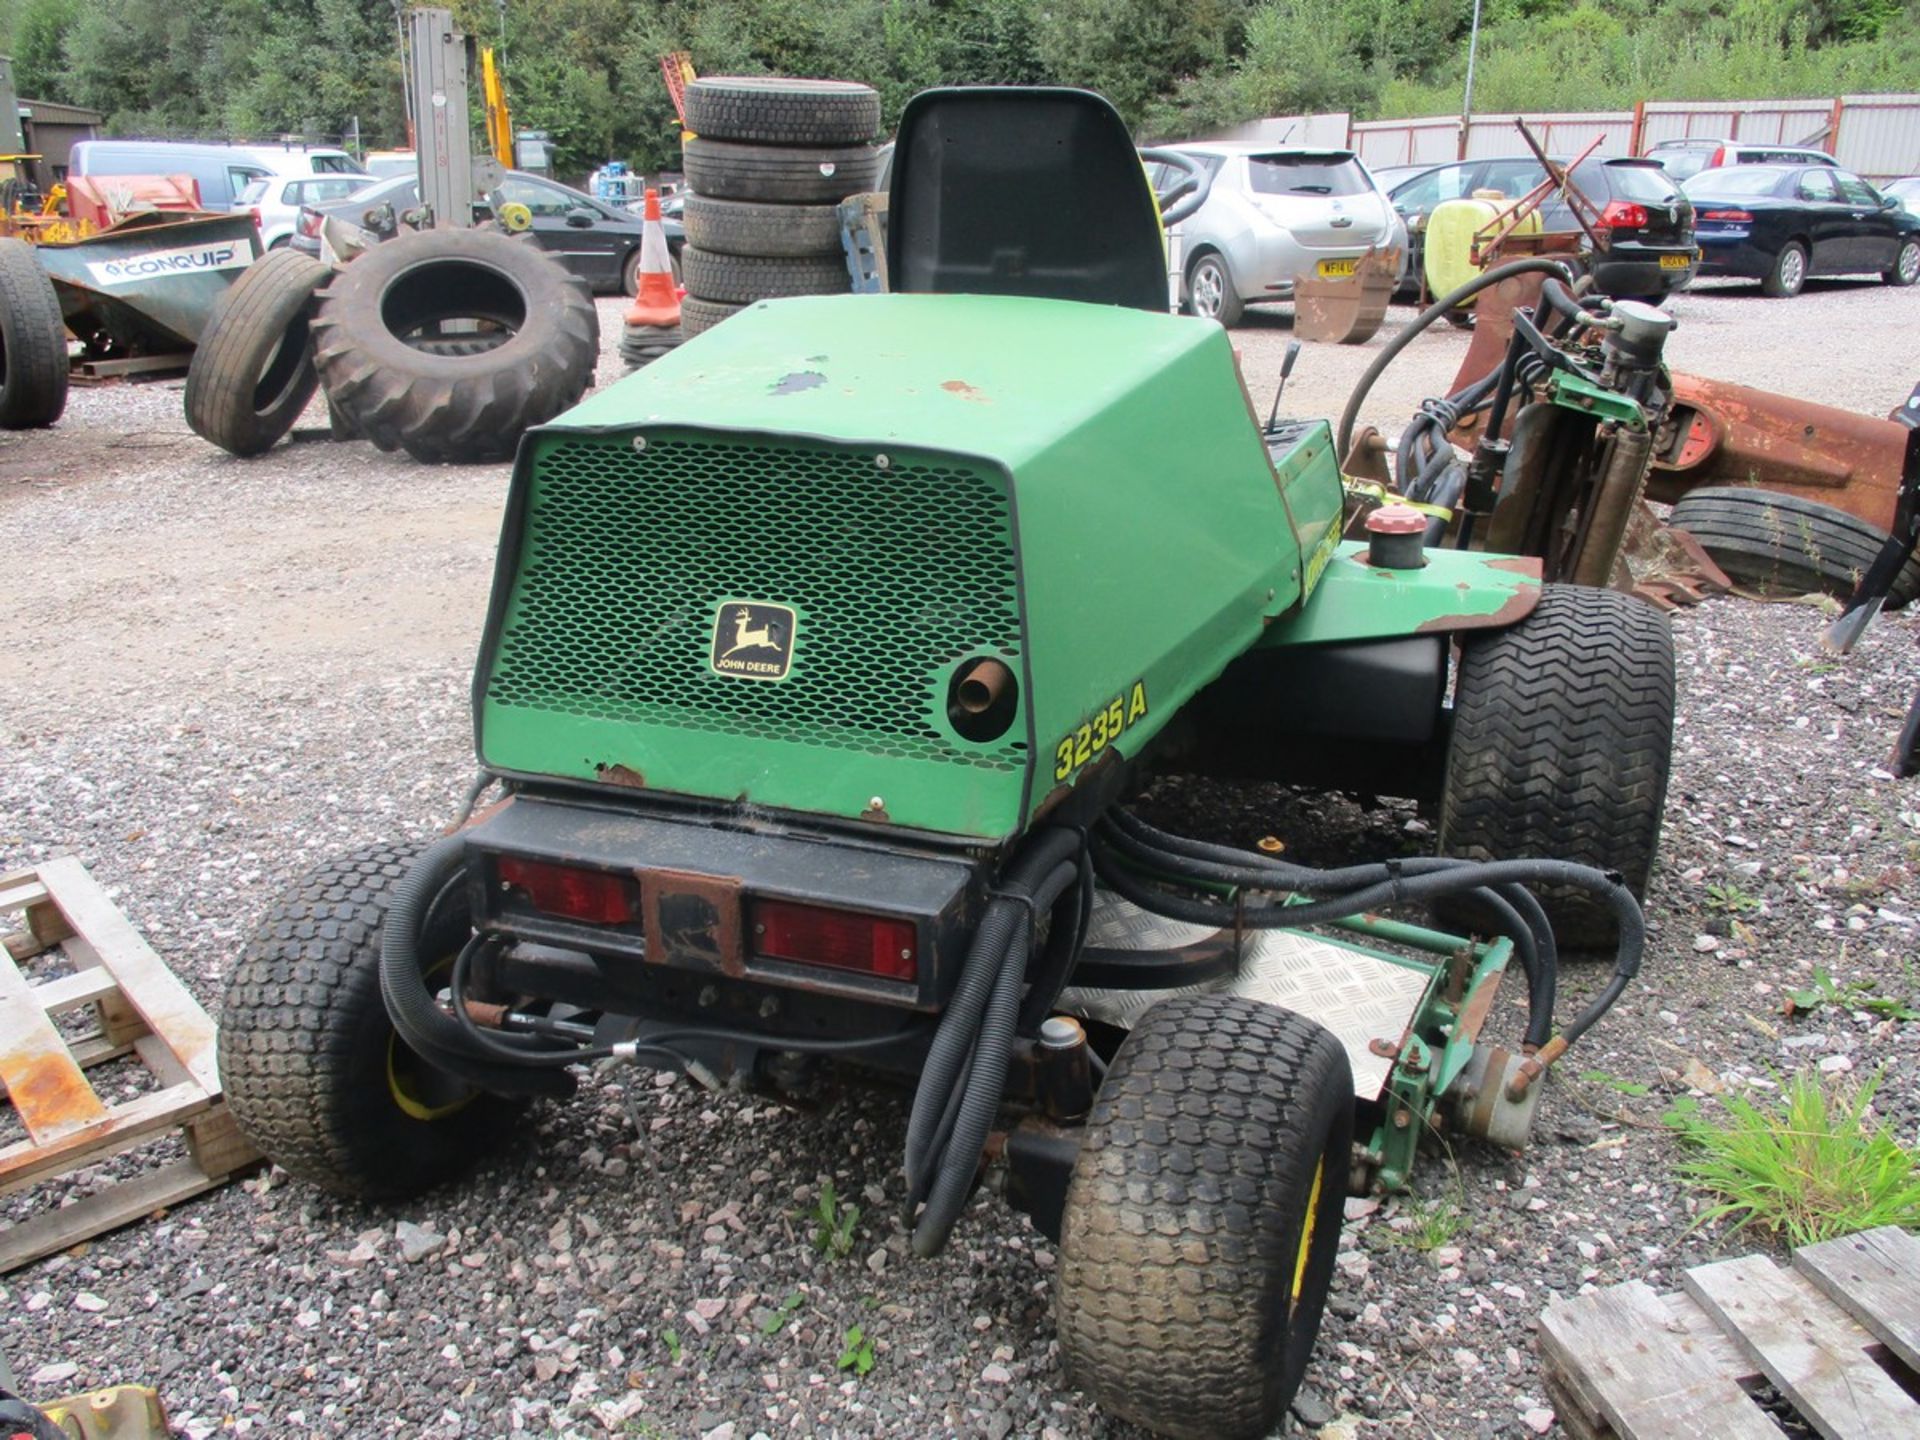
[220,89,1675,1439]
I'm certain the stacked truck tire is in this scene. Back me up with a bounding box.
[677,77,882,337]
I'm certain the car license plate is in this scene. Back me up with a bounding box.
[1317,258,1358,278]
[1659,253,1691,270]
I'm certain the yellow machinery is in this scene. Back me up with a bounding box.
[481,47,514,168]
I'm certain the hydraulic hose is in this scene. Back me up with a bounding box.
[903,829,1081,1195]
[1095,813,1637,1049]
[1336,257,1578,463]
[378,835,575,1097]
[904,830,1082,1257]
[1102,812,1557,1047]
[912,854,1081,1258]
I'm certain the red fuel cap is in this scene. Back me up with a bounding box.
[1364,503,1426,534]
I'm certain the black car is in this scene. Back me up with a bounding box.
[290,170,685,295]
[1683,163,1920,297]
[1388,154,1696,300]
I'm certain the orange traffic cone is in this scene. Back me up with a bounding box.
[620,187,684,370]
[624,187,681,329]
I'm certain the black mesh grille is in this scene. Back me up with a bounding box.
[486,431,1025,769]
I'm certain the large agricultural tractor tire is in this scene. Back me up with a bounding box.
[680,246,848,304]
[1668,486,1920,608]
[311,228,597,464]
[1057,996,1352,1440]
[683,195,843,258]
[683,76,880,147]
[683,137,881,205]
[1438,584,1676,948]
[184,249,329,457]
[218,841,513,1200]
[0,237,69,429]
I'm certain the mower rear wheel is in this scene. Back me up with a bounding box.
[1057,995,1352,1440]
[218,841,511,1199]
[1667,486,1920,607]
[0,237,69,430]
[184,248,329,456]
[1439,584,1675,948]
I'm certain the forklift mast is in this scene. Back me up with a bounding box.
[405,6,501,228]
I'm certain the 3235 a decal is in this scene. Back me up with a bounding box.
[1053,681,1149,782]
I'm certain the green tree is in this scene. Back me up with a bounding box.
[10,0,80,99]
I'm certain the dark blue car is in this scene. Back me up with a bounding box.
[1683,163,1920,298]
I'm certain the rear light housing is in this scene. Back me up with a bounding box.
[751,898,917,982]
[1599,199,1648,229]
[1710,145,1728,167]
[1701,209,1753,223]
[298,207,322,238]
[497,856,640,926]
[247,207,261,229]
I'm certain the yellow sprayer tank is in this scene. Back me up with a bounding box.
[1424,192,1542,300]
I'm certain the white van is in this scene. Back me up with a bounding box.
[69,141,367,209]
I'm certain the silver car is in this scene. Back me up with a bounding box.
[1151,143,1403,326]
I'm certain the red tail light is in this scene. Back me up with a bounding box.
[497,857,640,925]
[298,208,322,237]
[751,898,917,982]
[1600,200,1648,229]
[248,207,261,228]
[1701,209,1752,222]
[1710,146,1727,167]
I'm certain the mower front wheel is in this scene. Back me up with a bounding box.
[218,841,511,1199]
[1056,995,1352,1440]
[1439,584,1676,948]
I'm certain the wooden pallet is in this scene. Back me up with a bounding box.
[1539,1226,1920,1439]
[0,857,258,1273]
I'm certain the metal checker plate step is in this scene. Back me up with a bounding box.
[1058,895,1431,1099]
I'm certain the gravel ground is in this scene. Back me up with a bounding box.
[2,280,1918,1440]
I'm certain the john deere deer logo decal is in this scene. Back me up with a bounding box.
[710,601,796,680]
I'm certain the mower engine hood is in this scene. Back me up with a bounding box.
[474,292,1323,840]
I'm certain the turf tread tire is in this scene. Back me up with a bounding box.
[1439,585,1676,947]
[1057,996,1352,1440]
[683,76,880,147]
[184,249,329,456]
[682,195,843,258]
[311,228,597,464]
[683,137,879,205]
[1667,486,1920,607]
[681,245,847,303]
[679,295,749,338]
[0,236,68,429]
[217,841,511,1200]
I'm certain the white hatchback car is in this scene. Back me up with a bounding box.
[235,173,380,249]
[1150,143,1403,326]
